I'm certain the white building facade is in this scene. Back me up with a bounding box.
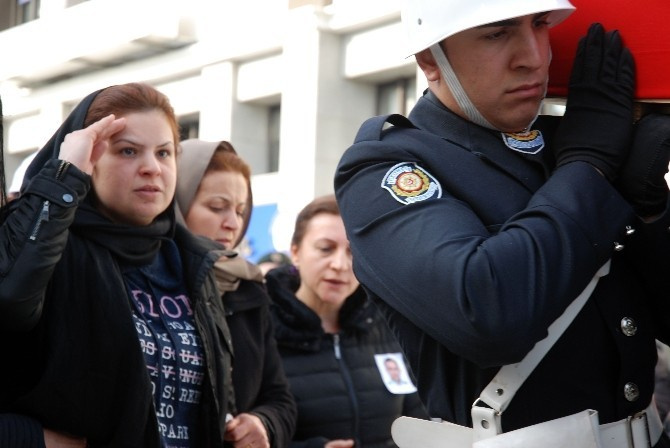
[0,0,422,260]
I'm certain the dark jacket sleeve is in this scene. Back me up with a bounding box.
[401,392,429,420]
[288,436,329,448]
[620,210,670,345]
[248,304,297,448]
[226,280,297,448]
[336,134,634,368]
[0,160,89,331]
[0,414,45,448]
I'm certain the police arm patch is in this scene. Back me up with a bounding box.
[381,162,442,205]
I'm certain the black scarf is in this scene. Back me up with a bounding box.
[72,199,175,265]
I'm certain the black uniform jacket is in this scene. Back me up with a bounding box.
[224,278,297,447]
[266,266,428,448]
[334,91,670,432]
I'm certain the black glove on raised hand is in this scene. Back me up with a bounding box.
[553,23,635,181]
[616,113,670,217]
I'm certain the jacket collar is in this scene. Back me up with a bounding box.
[408,91,549,193]
[267,266,375,350]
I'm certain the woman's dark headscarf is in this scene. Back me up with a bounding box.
[21,86,175,265]
[23,89,102,186]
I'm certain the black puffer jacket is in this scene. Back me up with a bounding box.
[266,266,427,448]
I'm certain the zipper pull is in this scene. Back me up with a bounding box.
[29,200,50,241]
[333,333,341,359]
[55,160,71,180]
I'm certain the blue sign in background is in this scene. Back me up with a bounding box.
[245,203,278,263]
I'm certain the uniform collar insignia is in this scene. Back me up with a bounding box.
[501,130,545,154]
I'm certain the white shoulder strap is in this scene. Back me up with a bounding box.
[472,260,611,440]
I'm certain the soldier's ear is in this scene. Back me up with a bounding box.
[415,48,441,82]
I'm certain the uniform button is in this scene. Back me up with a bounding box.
[620,317,637,337]
[625,225,636,236]
[614,242,624,251]
[62,193,74,203]
[624,382,640,402]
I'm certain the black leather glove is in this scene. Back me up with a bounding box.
[616,113,670,217]
[553,23,635,181]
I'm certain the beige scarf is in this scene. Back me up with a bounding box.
[214,252,264,292]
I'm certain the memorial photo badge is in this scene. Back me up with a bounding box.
[374,352,417,395]
[381,162,442,205]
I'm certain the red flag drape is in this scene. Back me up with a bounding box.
[548,1,670,100]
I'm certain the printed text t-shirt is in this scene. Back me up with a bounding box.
[123,240,205,448]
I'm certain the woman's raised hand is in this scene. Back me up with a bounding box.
[58,114,125,175]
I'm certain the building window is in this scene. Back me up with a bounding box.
[376,77,417,116]
[13,0,40,25]
[267,105,280,173]
[178,114,200,141]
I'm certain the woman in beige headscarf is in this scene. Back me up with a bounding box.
[176,139,296,448]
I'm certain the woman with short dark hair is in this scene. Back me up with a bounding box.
[265,194,427,448]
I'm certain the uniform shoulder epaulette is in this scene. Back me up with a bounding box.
[354,114,417,143]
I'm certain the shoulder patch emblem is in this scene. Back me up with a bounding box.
[501,129,544,154]
[381,162,442,205]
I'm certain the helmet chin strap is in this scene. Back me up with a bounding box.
[429,43,542,133]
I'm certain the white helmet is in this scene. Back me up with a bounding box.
[401,0,576,56]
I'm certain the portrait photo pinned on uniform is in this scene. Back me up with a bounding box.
[381,162,442,205]
[375,353,417,395]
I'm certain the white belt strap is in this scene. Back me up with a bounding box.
[601,400,664,448]
[392,401,663,448]
[392,259,664,448]
[473,260,612,440]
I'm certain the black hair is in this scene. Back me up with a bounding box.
[0,95,6,206]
